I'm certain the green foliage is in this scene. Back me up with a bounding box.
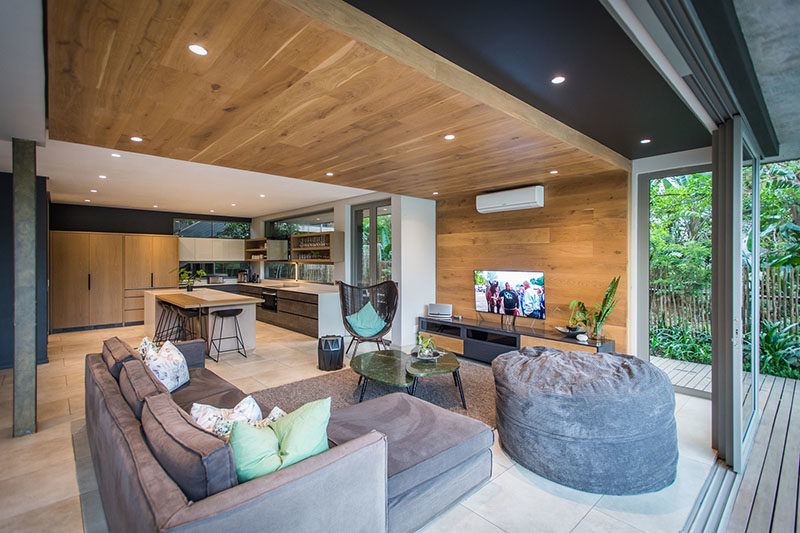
[567,300,589,328]
[745,320,800,379]
[416,332,437,352]
[175,267,206,287]
[215,222,250,239]
[649,324,712,365]
[568,276,620,334]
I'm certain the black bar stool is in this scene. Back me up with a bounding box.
[208,308,246,362]
[176,307,200,341]
[154,302,179,345]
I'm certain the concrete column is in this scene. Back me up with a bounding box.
[13,138,37,437]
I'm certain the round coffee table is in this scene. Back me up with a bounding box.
[350,349,466,408]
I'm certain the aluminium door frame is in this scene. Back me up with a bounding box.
[351,199,391,285]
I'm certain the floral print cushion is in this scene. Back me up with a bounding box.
[191,396,265,438]
[138,337,158,359]
[144,340,190,392]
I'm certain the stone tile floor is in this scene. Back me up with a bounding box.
[0,323,714,532]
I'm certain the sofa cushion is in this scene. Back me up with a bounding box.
[229,421,282,482]
[119,359,168,419]
[270,397,331,470]
[141,393,237,502]
[171,368,246,412]
[144,341,190,392]
[328,392,493,499]
[102,337,138,379]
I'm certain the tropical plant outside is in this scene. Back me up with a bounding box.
[649,159,800,378]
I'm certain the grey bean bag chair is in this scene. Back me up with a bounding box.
[492,347,678,495]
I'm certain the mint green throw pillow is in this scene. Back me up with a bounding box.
[346,301,387,338]
[229,421,281,482]
[269,397,331,470]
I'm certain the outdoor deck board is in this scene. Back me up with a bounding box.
[652,356,712,394]
[727,376,800,532]
[771,380,799,532]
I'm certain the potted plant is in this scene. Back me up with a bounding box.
[415,332,438,359]
[566,300,589,331]
[588,276,620,339]
[174,267,206,291]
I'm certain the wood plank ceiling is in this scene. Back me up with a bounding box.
[47,0,626,199]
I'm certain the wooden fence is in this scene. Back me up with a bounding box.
[650,266,799,333]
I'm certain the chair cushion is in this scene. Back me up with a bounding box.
[144,341,190,392]
[141,394,237,502]
[119,359,168,418]
[327,393,493,498]
[102,337,139,379]
[171,368,246,412]
[345,301,386,338]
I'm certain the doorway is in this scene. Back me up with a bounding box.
[352,200,392,285]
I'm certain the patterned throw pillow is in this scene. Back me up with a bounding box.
[144,341,190,392]
[191,396,264,438]
[138,337,158,359]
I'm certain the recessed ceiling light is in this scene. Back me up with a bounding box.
[90,189,97,193]
[640,138,652,144]
[130,136,143,142]
[326,172,334,177]
[550,170,558,175]
[111,153,121,158]
[84,199,91,203]
[153,205,158,208]
[259,194,266,198]
[551,75,566,84]
[210,209,215,213]
[98,175,107,179]
[316,218,321,221]
[231,203,236,207]
[444,134,455,140]
[188,44,208,56]
[433,192,439,195]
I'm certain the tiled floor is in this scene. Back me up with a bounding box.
[0,324,715,532]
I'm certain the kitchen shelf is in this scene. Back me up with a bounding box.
[245,248,267,252]
[289,231,344,263]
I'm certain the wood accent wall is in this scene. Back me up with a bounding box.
[436,170,629,352]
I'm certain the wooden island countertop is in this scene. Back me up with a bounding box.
[155,288,263,309]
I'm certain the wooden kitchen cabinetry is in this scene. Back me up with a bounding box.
[50,231,123,330]
[50,231,178,331]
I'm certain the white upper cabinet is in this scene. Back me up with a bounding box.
[178,237,245,262]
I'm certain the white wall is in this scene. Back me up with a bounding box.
[391,195,437,348]
[628,147,712,357]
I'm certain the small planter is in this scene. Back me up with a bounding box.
[186,285,193,292]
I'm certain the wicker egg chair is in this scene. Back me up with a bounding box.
[337,280,399,355]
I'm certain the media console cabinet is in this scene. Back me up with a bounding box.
[418,316,616,364]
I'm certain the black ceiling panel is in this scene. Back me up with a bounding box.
[344,0,711,159]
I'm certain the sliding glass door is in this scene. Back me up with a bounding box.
[352,201,392,285]
[741,143,760,442]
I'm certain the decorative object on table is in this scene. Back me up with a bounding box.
[554,326,586,338]
[338,280,399,354]
[559,275,621,339]
[415,332,439,359]
[172,267,206,291]
[576,333,589,343]
[588,275,620,339]
[317,335,344,371]
[492,346,677,495]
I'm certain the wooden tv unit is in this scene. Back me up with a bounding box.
[418,316,616,364]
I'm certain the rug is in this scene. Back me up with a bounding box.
[251,359,497,427]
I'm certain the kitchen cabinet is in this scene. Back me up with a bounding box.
[177,237,245,262]
[124,235,178,289]
[50,231,123,330]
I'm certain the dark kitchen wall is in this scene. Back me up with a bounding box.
[0,173,49,369]
[49,204,251,235]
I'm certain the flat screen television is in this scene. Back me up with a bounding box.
[474,270,545,318]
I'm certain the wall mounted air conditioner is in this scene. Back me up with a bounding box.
[475,185,544,214]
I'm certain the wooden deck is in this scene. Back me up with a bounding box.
[727,374,800,531]
[652,356,712,395]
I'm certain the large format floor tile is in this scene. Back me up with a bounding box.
[0,323,715,532]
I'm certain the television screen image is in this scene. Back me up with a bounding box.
[474,270,545,318]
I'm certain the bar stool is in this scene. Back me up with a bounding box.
[154,302,179,345]
[208,308,246,362]
[176,307,200,341]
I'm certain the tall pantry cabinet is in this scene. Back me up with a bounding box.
[49,231,178,331]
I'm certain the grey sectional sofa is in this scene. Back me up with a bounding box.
[86,337,493,532]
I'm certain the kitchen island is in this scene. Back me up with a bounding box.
[143,289,263,351]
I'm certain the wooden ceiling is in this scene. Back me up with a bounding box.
[47,0,628,199]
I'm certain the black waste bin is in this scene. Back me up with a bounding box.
[317,335,344,371]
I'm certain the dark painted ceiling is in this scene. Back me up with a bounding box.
[344,0,712,160]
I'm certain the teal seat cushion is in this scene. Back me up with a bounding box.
[229,421,281,482]
[346,301,387,338]
[270,397,331,470]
